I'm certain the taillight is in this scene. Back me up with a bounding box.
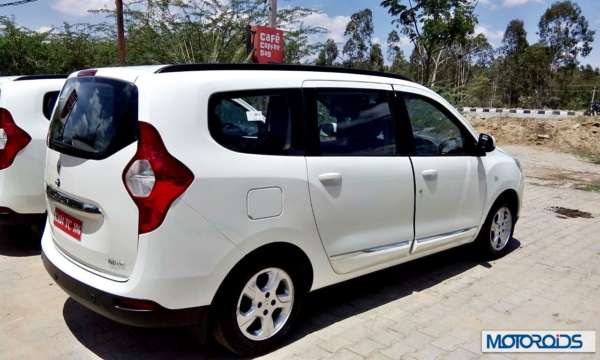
[0,108,31,170]
[123,122,194,234]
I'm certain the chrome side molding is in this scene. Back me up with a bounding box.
[415,226,477,244]
[330,240,411,261]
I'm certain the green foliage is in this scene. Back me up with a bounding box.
[538,0,595,68]
[500,19,530,106]
[0,0,324,74]
[369,43,385,72]
[1,0,598,111]
[502,19,528,55]
[381,0,477,86]
[316,39,338,66]
[0,17,115,75]
[342,9,374,69]
[386,30,408,74]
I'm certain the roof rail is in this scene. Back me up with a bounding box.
[156,63,412,82]
[14,74,68,81]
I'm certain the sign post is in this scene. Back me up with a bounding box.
[248,26,285,64]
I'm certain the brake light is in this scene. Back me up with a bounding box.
[123,122,194,234]
[77,69,97,77]
[0,108,31,170]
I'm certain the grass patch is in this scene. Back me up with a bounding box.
[576,184,600,192]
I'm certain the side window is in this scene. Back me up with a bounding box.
[209,90,301,155]
[315,89,396,156]
[404,95,471,156]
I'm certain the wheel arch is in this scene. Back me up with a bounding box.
[211,242,314,307]
[475,187,521,241]
[493,188,520,218]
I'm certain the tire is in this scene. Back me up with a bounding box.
[476,201,515,259]
[212,258,305,356]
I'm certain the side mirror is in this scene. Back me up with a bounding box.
[477,133,495,155]
[319,123,336,137]
[43,91,60,121]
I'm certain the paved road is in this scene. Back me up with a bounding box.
[1,184,599,359]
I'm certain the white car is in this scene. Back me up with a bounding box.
[0,75,66,227]
[42,65,524,356]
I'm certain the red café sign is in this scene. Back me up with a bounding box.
[251,26,285,64]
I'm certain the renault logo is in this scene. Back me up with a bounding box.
[55,178,61,188]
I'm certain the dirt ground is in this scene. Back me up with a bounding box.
[472,117,600,191]
[501,145,600,190]
[471,116,600,162]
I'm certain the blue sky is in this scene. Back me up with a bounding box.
[2,0,599,67]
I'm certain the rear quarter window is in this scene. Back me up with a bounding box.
[208,89,303,155]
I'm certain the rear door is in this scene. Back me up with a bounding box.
[303,81,415,274]
[45,75,140,279]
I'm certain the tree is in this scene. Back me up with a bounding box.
[500,19,530,106]
[387,30,408,74]
[342,9,374,68]
[369,43,384,72]
[502,19,528,55]
[521,44,553,108]
[316,38,338,66]
[0,17,115,75]
[538,0,595,68]
[115,0,126,64]
[450,33,494,105]
[381,0,477,87]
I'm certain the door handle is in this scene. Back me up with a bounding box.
[422,169,438,180]
[318,172,342,185]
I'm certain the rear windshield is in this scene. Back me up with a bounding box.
[48,77,138,160]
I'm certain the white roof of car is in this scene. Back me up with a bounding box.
[69,64,419,87]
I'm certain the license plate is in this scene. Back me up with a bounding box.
[54,208,82,241]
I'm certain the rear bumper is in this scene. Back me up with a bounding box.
[0,208,45,225]
[42,251,210,329]
[0,144,47,215]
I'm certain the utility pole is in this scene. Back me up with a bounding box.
[115,0,126,65]
[268,0,277,27]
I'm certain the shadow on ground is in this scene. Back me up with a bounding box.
[0,225,43,257]
[63,239,521,359]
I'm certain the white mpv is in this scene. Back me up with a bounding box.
[42,64,524,356]
[0,75,66,228]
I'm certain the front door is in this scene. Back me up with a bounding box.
[303,81,415,274]
[397,90,486,253]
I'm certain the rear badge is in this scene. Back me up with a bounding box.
[108,258,126,268]
[54,178,61,188]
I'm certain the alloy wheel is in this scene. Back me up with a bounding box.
[490,206,513,251]
[236,267,294,341]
